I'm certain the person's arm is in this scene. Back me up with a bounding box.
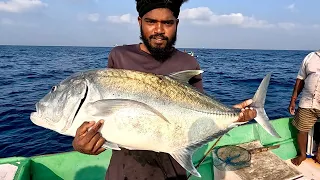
[288,52,309,115]
[288,79,305,115]
[107,49,115,68]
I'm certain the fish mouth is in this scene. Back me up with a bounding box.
[30,102,41,123]
[30,111,42,127]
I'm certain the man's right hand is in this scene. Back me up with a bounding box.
[72,120,106,155]
[288,101,296,115]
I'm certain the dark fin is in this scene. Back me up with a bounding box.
[88,99,170,123]
[168,70,203,84]
[171,128,233,177]
[102,141,121,150]
[251,73,281,138]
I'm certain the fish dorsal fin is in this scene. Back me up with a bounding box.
[168,70,204,84]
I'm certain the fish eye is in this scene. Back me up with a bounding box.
[51,86,57,92]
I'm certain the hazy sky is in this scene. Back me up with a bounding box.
[0,0,319,50]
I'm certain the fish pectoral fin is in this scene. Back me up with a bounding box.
[102,141,121,150]
[89,99,170,123]
[170,149,200,177]
[168,70,204,84]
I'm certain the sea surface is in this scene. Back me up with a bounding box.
[0,45,311,158]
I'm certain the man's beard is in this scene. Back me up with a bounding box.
[140,26,177,62]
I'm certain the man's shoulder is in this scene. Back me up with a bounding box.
[173,49,199,63]
[110,44,139,54]
[303,51,316,62]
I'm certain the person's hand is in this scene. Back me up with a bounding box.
[72,120,106,155]
[288,100,296,115]
[233,99,257,122]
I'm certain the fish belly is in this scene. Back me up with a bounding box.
[98,107,181,152]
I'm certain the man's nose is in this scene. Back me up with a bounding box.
[154,22,165,34]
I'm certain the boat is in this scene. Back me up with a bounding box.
[1,117,319,180]
[187,51,198,57]
[187,51,195,56]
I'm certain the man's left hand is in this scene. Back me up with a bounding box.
[233,99,257,122]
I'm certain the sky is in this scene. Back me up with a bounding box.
[0,0,319,50]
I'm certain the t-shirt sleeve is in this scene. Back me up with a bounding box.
[297,52,313,80]
[107,49,116,68]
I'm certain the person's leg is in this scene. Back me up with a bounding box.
[291,108,317,166]
[291,131,308,165]
[314,109,320,163]
[316,144,320,163]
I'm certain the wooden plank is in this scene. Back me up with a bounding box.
[213,141,303,180]
[285,158,320,180]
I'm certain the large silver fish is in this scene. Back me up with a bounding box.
[30,68,281,177]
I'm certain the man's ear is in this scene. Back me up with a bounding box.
[176,18,179,26]
[138,16,142,26]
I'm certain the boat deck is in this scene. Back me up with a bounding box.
[284,158,320,180]
[213,141,320,180]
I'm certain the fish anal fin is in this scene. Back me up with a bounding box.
[88,99,170,123]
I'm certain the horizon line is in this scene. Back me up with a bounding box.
[0,44,314,52]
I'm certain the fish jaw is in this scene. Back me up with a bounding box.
[30,111,56,131]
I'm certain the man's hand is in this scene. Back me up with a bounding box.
[72,120,106,155]
[233,99,257,122]
[288,100,296,115]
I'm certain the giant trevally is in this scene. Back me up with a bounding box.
[30,68,281,177]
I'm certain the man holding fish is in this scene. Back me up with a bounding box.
[30,0,282,179]
[71,0,260,179]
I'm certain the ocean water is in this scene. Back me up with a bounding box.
[0,45,311,158]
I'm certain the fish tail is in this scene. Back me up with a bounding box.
[251,73,281,138]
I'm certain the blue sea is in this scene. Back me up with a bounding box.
[0,45,311,158]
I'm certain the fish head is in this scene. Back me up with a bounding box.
[30,75,88,133]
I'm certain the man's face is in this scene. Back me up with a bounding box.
[138,8,178,61]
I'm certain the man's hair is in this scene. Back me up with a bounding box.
[135,0,189,18]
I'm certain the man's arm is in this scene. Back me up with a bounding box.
[288,78,305,115]
[288,53,309,115]
[107,49,115,68]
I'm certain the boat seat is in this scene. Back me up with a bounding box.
[0,164,18,180]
